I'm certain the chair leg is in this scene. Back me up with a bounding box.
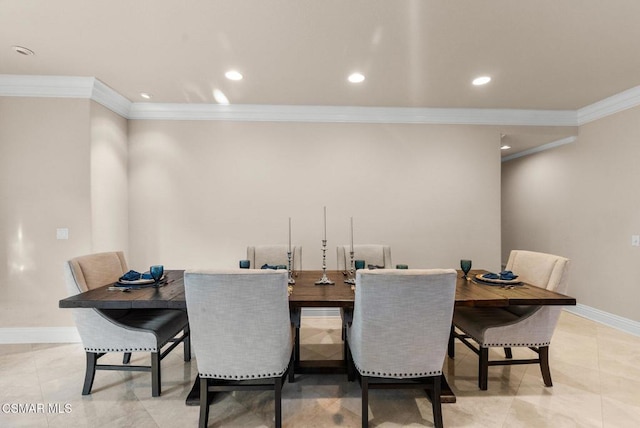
[479,347,489,390]
[275,376,283,428]
[82,352,98,395]
[431,376,443,428]
[294,326,300,368]
[448,325,455,358]
[151,351,161,397]
[504,347,513,359]
[123,352,132,364]
[361,376,369,428]
[199,378,210,428]
[346,343,356,382]
[288,350,295,383]
[343,327,348,362]
[183,326,192,362]
[539,346,553,387]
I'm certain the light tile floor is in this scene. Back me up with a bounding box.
[1,312,639,427]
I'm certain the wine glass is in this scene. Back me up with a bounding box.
[460,259,472,280]
[150,265,164,285]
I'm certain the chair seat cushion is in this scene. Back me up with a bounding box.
[453,307,520,344]
[116,309,188,346]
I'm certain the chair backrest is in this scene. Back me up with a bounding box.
[505,250,570,294]
[337,244,392,271]
[184,269,292,379]
[247,245,302,271]
[64,253,158,351]
[67,251,128,292]
[349,269,457,377]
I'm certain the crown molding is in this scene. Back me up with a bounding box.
[501,136,577,162]
[0,74,132,116]
[3,74,640,126]
[129,103,578,126]
[0,74,94,98]
[91,79,132,118]
[577,84,640,125]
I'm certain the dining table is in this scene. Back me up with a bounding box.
[59,268,576,404]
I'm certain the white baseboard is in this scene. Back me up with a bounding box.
[1,306,637,344]
[564,304,640,337]
[0,327,81,344]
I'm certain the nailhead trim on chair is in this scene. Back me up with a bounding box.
[482,341,550,348]
[199,370,286,380]
[85,347,157,352]
[352,361,442,378]
[456,326,551,349]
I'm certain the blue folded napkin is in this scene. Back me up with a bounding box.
[499,270,518,280]
[367,264,385,269]
[261,264,277,270]
[260,264,288,270]
[119,270,153,281]
[482,271,519,280]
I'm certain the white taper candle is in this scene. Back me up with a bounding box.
[350,217,354,252]
[323,206,327,241]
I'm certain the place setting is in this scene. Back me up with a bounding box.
[108,265,167,291]
[460,259,524,288]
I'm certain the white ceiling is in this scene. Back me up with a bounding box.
[2,0,640,155]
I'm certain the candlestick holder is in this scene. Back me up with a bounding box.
[344,250,356,285]
[315,239,335,285]
[287,251,295,285]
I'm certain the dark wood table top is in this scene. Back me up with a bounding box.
[59,269,575,310]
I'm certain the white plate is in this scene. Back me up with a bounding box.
[117,275,165,285]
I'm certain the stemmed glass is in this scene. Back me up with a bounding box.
[460,259,472,280]
[150,265,164,286]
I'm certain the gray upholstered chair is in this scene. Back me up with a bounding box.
[337,244,393,343]
[184,269,293,428]
[64,251,190,397]
[245,245,302,272]
[347,269,457,428]
[451,250,570,390]
[337,244,392,272]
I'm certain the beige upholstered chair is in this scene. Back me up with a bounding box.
[184,269,293,428]
[337,244,393,340]
[337,244,392,271]
[246,245,302,272]
[64,251,190,397]
[347,269,457,428]
[451,250,570,390]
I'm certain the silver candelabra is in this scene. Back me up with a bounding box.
[315,239,335,285]
[344,250,356,285]
[287,251,295,285]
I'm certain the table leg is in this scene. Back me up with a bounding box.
[425,374,456,404]
[290,308,301,370]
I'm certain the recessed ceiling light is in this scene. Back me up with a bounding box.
[213,89,230,105]
[140,92,152,100]
[472,76,491,86]
[225,70,243,81]
[12,45,35,56]
[500,145,511,150]
[348,73,365,83]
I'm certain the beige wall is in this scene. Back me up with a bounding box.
[90,102,129,254]
[502,105,640,322]
[0,97,92,327]
[128,120,503,273]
